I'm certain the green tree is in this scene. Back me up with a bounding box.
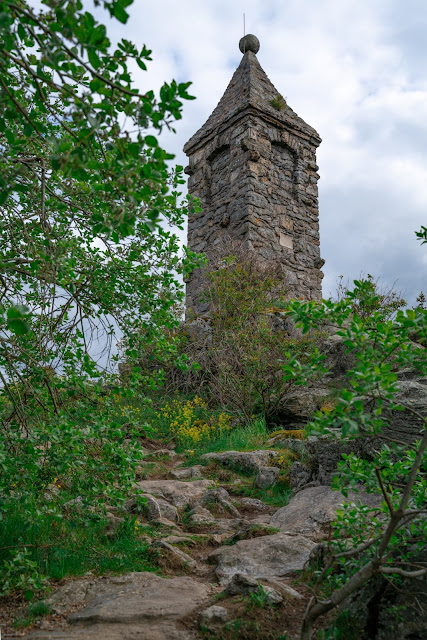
[285,283,427,640]
[0,0,198,520]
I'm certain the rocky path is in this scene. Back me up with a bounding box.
[7,445,377,640]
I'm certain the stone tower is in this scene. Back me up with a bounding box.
[184,34,324,315]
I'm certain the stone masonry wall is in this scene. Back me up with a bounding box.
[184,43,323,316]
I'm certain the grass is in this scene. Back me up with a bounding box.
[0,502,160,596]
[13,601,51,628]
[319,610,363,640]
[238,480,293,508]
[111,390,271,457]
[182,417,270,464]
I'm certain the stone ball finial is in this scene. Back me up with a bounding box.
[239,34,260,54]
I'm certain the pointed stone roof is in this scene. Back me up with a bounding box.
[184,39,321,154]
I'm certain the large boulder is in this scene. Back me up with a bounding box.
[170,465,204,480]
[124,494,178,522]
[293,434,373,488]
[208,533,316,584]
[31,572,210,640]
[201,450,278,473]
[199,605,228,631]
[276,388,330,423]
[270,486,381,539]
[384,378,427,444]
[136,479,214,508]
[254,466,280,489]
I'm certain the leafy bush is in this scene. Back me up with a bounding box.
[155,395,232,450]
[1,549,48,598]
[174,255,326,424]
[0,0,199,595]
[287,280,427,639]
[334,274,406,319]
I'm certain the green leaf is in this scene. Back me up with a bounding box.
[8,318,30,335]
[88,48,102,70]
[145,135,158,147]
[111,3,129,23]
[7,305,30,319]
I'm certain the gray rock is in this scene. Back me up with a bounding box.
[44,580,92,615]
[136,479,214,508]
[297,434,373,487]
[201,450,278,473]
[254,466,280,489]
[199,605,228,630]
[154,498,178,522]
[33,572,210,639]
[385,379,427,444]
[209,533,316,583]
[187,505,217,526]
[153,541,197,570]
[201,487,241,517]
[261,585,283,605]
[240,497,269,511]
[225,572,259,595]
[124,494,178,522]
[270,485,381,538]
[289,461,313,490]
[224,573,283,605]
[321,332,356,378]
[63,496,83,510]
[278,388,330,422]
[153,517,182,530]
[160,535,197,546]
[145,449,177,459]
[170,465,204,480]
[209,518,253,534]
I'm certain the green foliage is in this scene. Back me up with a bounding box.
[154,394,233,450]
[248,583,274,608]
[334,274,406,319]
[0,0,195,232]
[317,610,361,640]
[0,0,201,595]
[181,256,326,423]
[0,502,157,597]
[270,94,287,111]
[13,600,51,629]
[179,415,269,459]
[1,548,48,598]
[0,0,200,429]
[414,291,426,310]
[239,479,293,508]
[288,279,427,639]
[415,225,427,244]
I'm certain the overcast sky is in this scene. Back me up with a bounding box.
[102,0,427,304]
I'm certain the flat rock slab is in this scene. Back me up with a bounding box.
[28,572,210,640]
[28,625,189,639]
[136,479,214,507]
[201,450,278,473]
[270,485,381,538]
[208,533,316,584]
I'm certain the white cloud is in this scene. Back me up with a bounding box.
[95,0,427,303]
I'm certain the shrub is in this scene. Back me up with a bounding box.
[175,255,326,424]
[334,274,406,319]
[287,280,427,639]
[156,395,232,449]
[1,549,48,598]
